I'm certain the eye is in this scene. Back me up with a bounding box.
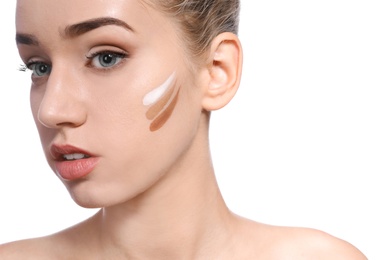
[26,62,52,77]
[86,51,127,69]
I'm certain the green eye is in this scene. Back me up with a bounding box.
[29,62,51,77]
[98,53,118,67]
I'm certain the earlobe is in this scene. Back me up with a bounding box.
[202,32,243,111]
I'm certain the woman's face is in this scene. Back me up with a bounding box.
[16,0,204,207]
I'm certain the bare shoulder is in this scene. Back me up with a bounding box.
[0,236,57,260]
[0,216,97,260]
[237,218,367,259]
[271,225,367,259]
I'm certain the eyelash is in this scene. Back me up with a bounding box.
[19,62,46,71]
[19,64,28,72]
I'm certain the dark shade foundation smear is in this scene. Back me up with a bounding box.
[149,88,181,132]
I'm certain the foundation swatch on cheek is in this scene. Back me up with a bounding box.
[143,72,181,132]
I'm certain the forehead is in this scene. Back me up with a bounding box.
[15,0,170,39]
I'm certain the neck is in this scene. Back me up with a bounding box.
[92,121,236,259]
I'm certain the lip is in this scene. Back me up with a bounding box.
[50,144,100,181]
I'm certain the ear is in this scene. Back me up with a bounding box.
[201,32,243,111]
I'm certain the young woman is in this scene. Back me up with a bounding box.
[1,0,367,259]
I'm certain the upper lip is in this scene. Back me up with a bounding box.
[50,144,95,161]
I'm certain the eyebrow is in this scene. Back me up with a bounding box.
[16,33,39,46]
[63,17,134,38]
[15,17,134,46]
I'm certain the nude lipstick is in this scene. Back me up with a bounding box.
[50,144,100,181]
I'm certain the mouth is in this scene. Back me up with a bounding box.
[50,144,99,181]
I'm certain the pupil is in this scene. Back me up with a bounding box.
[103,54,113,64]
[39,64,47,73]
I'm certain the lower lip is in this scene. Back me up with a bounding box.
[55,157,100,181]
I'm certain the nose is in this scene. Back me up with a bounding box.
[36,66,87,129]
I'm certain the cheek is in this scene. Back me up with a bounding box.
[85,74,145,128]
[30,89,40,120]
[91,90,145,132]
[30,91,57,167]
[30,89,50,140]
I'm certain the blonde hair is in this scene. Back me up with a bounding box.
[145,0,240,61]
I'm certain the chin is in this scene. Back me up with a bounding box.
[69,191,108,209]
[65,182,117,209]
[64,179,142,209]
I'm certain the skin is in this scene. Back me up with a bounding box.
[0,0,367,259]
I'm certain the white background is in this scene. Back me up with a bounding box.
[1,1,389,259]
